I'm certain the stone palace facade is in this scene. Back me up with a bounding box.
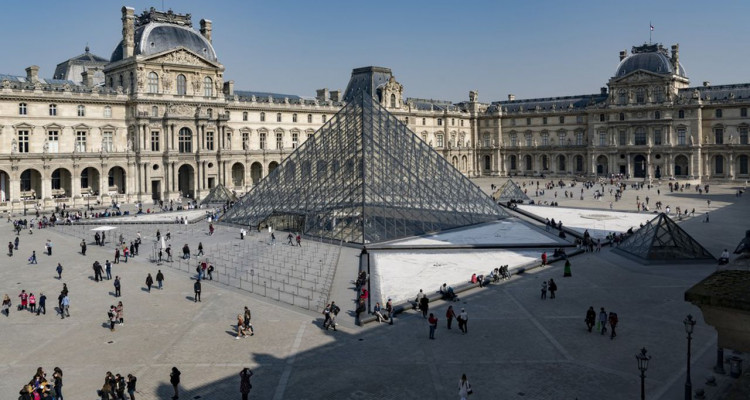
[0,6,748,212]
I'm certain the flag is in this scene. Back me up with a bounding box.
[650,24,654,31]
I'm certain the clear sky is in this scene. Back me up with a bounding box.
[2,1,748,103]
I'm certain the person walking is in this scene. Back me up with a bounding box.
[114,276,121,297]
[170,367,181,400]
[459,308,468,334]
[108,306,117,331]
[156,270,164,290]
[239,368,253,400]
[145,273,154,292]
[36,292,46,315]
[126,374,137,400]
[116,301,124,325]
[428,313,438,339]
[52,367,63,400]
[296,234,302,247]
[114,248,120,264]
[194,279,201,302]
[105,260,112,280]
[598,307,608,335]
[270,232,276,246]
[386,298,394,325]
[585,306,596,333]
[548,278,557,299]
[80,240,87,255]
[541,280,548,300]
[56,263,63,279]
[197,242,203,256]
[458,374,472,400]
[2,294,10,317]
[14,236,19,250]
[8,241,13,256]
[419,294,429,319]
[29,250,37,264]
[243,306,254,336]
[446,305,456,330]
[608,311,618,340]
[287,232,294,246]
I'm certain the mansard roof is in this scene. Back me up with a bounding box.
[493,93,608,113]
[679,83,750,102]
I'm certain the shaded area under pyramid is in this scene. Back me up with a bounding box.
[613,213,716,264]
[221,93,507,244]
[493,179,530,203]
[200,184,238,205]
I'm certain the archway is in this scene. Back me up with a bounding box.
[452,156,458,169]
[51,168,72,198]
[461,156,468,172]
[574,155,584,173]
[674,155,689,177]
[20,169,42,199]
[231,162,245,188]
[714,155,725,175]
[558,155,566,172]
[541,155,549,171]
[738,155,749,176]
[268,161,279,176]
[524,155,533,171]
[80,167,101,195]
[0,170,10,202]
[633,155,647,178]
[177,164,195,199]
[596,155,608,176]
[251,162,263,184]
[509,155,517,170]
[108,166,126,194]
[654,165,661,179]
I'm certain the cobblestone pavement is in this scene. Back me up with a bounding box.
[0,180,747,399]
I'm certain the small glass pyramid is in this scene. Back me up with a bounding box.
[493,179,530,203]
[201,184,238,205]
[614,213,716,263]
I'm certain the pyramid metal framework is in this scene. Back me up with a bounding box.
[221,93,507,244]
[492,179,530,203]
[200,184,238,205]
[614,213,716,264]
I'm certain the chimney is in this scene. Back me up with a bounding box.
[601,87,608,95]
[703,81,710,87]
[316,88,329,102]
[223,80,234,96]
[508,94,515,101]
[81,68,95,87]
[121,7,135,58]
[330,90,341,102]
[619,50,627,61]
[25,65,39,83]
[200,19,212,43]
[671,43,679,68]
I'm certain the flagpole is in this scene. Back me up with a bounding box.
[649,21,652,44]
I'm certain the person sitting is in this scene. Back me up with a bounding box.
[719,249,730,265]
[477,274,486,287]
[373,302,386,323]
[470,273,478,284]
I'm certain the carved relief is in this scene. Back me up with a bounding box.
[161,72,172,91]
[168,103,193,116]
[161,49,212,67]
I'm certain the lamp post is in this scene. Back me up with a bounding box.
[684,314,696,400]
[636,347,651,400]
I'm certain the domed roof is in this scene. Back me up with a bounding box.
[110,23,217,63]
[615,44,686,78]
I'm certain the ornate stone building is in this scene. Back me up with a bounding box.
[0,6,748,213]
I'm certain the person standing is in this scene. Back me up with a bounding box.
[419,295,429,319]
[385,298,394,325]
[608,312,618,339]
[239,368,253,400]
[80,240,87,255]
[46,239,52,255]
[170,367,181,400]
[197,242,203,256]
[548,278,557,299]
[114,276,121,297]
[428,313,438,339]
[108,306,117,331]
[56,263,63,279]
[18,290,28,310]
[541,281,548,300]
[28,293,36,313]
[459,308,469,334]
[114,248,120,264]
[36,293,46,315]
[156,270,164,290]
[116,301,124,325]
[270,232,276,246]
[296,234,302,247]
[194,279,201,302]
[322,303,332,330]
[2,294,10,317]
[14,236,19,250]
[105,260,112,280]
[126,374,137,400]
[446,305,456,330]
[145,273,154,292]
[458,374,472,400]
[8,241,13,256]
[599,307,608,335]
[585,306,596,333]
[52,367,63,400]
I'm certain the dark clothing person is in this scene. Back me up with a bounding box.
[36,294,46,315]
[548,279,557,299]
[194,280,201,302]
[146,274,154,292]
[170,367,181,400]
[240,369,253,400]
[114,277,121,297]
[419,296,429,318]
[126,375,137,400]
[585,307,596,332]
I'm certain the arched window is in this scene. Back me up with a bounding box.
[510,132,517,147]
[178,128,192,153]
[104,106,112,118]
[390,93,396,108]
[260,112,265,122]
[292,113,297,123]
[715,127,724,144]
[148,72,158,93]
[307,114,312,123]
[678,109,685,118]
[19,103,27,115]
[176,74,187,95]
[204,77,213,97]
[49,104,57,116]
[206,108,213,119]
[242,112,248,121]
[276,113,282,122]
[636,88,645,104]
[151,106,158,117]
[118,74,123,88]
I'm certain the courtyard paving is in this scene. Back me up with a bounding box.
[0,177,747,399]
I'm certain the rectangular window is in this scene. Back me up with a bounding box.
[599,132,607,146]
[634,130,647,145]
[75,131,87,152]
[510,135,517,147]
[104,106,112,118]
[293,113,297,123]
[715,128,724,144]
[576,132,583,146]
[558,132,566,145]
[18,130,30,153]
[437,118,443,126]
[151,131,160,151]
[242,112,248,121]
[742,108,748,117]
[206,131,214,150]
[47,131,59,153]
[576,115,583,123]
[436,135,444,147]
[77,105,85,117]
[461,120,464,127]
[484,134,491,147]
[525,135,532,147]
[322,115,327,123]
[741,127,748,144]
[292,132,299,148]
[542,117,547,125]
[276,132,283,149]
[242,131,249,149]
[49,104,57,116]
[526,118,531,125]
[653,129,662,145]
[619,130,627,145]
[276,113,282,122]
[451,118,455,125]
[102,131,113,152]
[559,116,565,124]
[677,129,686,145]
[19,103,27,115]
[541,134,549,146]
[716,109,723,118]
[259,133,266,150]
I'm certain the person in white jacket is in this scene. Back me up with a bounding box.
[458,374,471,400]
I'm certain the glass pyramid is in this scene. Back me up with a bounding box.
[614,213,716,264]
[221,93,507,244]
[200,183,238,205]
[493,179,530,203]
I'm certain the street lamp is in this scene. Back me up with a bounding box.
[684,314,696,400]
[636,347,651,400]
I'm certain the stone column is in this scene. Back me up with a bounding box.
[729,153,734,178]
[626,154,632,177]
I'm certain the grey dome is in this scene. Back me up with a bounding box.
[615,50,686,78]
[110,23,217,63]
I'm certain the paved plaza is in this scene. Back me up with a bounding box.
[0,178,748,399]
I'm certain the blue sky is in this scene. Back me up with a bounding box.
[2,1,748,102]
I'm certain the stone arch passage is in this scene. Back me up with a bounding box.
[0,169,10,202]
[108,166,126,194]
[596,155,608,176]
[633,154,647,178]
[268,161,279,176]
[251,162,263,185]
[231,162,245,188]
[80,167,101,195]
[674,155,689,177]
[178,164,195,199]
[51,168,72,198]
[20,168,42,199]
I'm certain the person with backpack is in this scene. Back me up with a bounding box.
[585,306,596,333]
[126,374,137,400]
[608,312,618,339]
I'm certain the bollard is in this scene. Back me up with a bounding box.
[729,357,743,378]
